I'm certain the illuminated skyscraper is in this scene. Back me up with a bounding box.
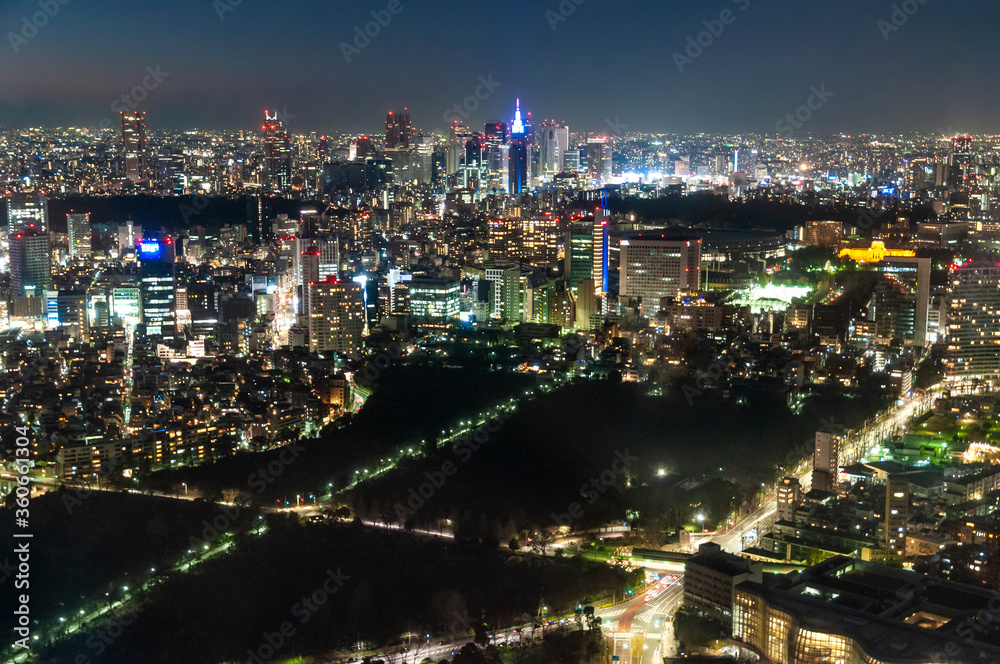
[385,109,412,149]
[262,109,292,192]
[484,121,508,177]
[945,265,1000,379]
[508,99,528,194]
[6,192,48,234]
[619,234,701,311]
[67,212,92,257]
[121,111,148,182]
[308,277,365,358]
[448,122,475,175]
[539,121,569,177]
[10,230,51,298]
[139,236,176,339]
[587,137,612,185]
[812,431,841,493]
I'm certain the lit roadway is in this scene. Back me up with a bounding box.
[596,388,944,662]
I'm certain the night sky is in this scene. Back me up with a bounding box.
[2,0,998,135]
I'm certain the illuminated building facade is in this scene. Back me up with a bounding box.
[945,265,1000,379]
[121,111,148,182]
[409,277,460,322]
[812,431,841,493]
[508,99,528,194]
[139,236,176,339]
[733,556,1000,664]
[67,213,92,257]
[6,191,48,234]
[307,278,365,358]
[262,109,292,192]
[619,235,702,312]
[10,231,51,298]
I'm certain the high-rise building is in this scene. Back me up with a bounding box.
[385,109,412,149]
[484,121,508,177]
[409,277,461,322]
[508,99,528,194]
[448,122,476,175]
[884,475,909,557]
[118,221,143,253]
[564,221,594,288]
[539,121,569,177]
[945,265,1000,379]
[619,235,702,312]
[10,231,51,298]
[139,236,176,339]
[156,146,186,194]
[6,192,48,234]
[485,265,521,322]
[812,431,841,493]
[307,278,365,359]
[262,109,292,192]
[586,137,612,185]
[802,221,843,248]
[776,477,801,522]
[57,290,88,342]
[67,213,92,257]
[121,111,148,182]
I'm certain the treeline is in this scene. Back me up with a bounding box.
[40,520,639,664]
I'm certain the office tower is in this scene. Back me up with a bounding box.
[57,290,88,342]
[565,221,594,288]
[462,136,485,187]
[156,146,186,194]
[812,431,841,493]
[385,109,412,149]
[408,277,461,322]
[508,99,529,194]
[355,135,377,159]
[949,135,974,193]
[684,543,763,626]
[547,286,575,329]
[139,236,176,339]
[874,255,931,346]
[945,265,1000,379]
[448,122,475,175]
[619,235,702,311]
[776,477,801,522]
[594,208,610,294]
[67,213,92,257]
[574,278,596,331]
[112,285,142,324]
[485,264,521,321]
[802,221,843,248]
[586,137,612,185]
[262,109,292,192]
[539,121,569,177]
[563,148,580,174]
[307,278,365,358]
[10,231,51,298]
[117,221,143,253]
[6,191,48,234]
[885,475,909,557]
[484,121,508,178]
[121,111,147,182]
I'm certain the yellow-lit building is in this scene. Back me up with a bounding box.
[839,241,915,263]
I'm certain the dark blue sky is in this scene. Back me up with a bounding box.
[2,0,998,135]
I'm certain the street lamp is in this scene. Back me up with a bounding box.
[182,482,188,496]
